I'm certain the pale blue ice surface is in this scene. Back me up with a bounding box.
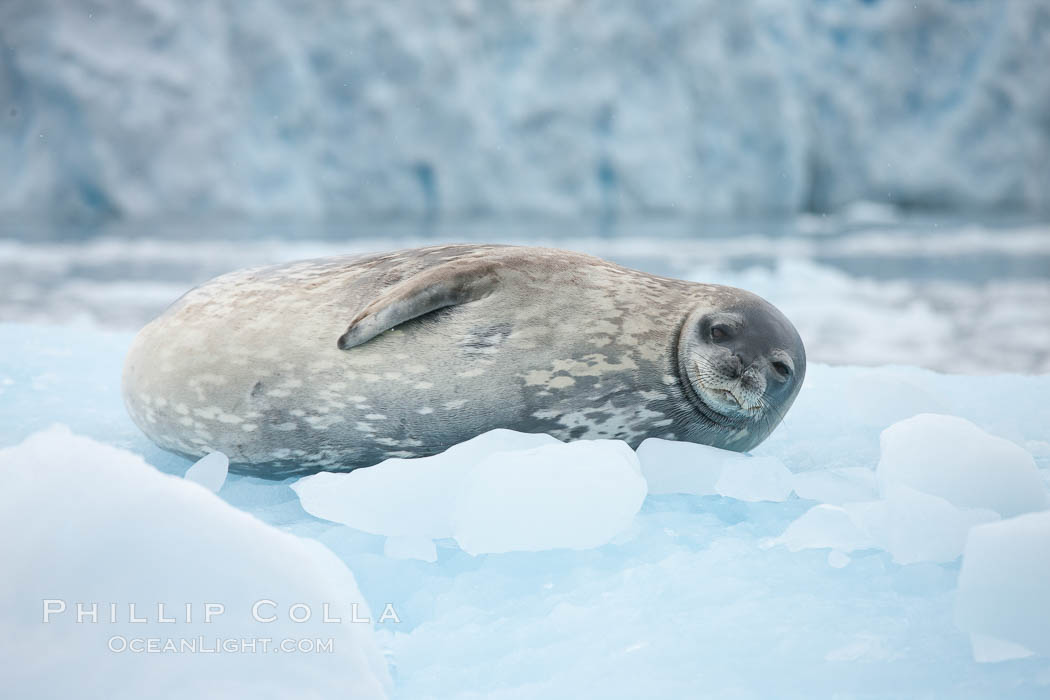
[1,321,1048,698]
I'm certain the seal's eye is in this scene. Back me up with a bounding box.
[772,361,791,378]
[710,325,730,342]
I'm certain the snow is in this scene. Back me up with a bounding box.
[183,451,229,493]
[955,512,1050,660]
[2,1,1049,221]
[0,425,391,699]
[877,414,1049,518]
[3,321,1050,696]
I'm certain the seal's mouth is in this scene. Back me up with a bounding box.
[702,385,758,422]
[680,374,753,430]
[704,386,764,415]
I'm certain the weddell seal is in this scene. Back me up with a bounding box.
[122,245,806,478]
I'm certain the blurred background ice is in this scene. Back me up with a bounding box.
[4,0,1050,220]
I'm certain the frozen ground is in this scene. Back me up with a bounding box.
[1,321,1049,698]
[1,216,1048,696]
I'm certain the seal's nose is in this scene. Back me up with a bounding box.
[732,336,760,371]
[740,365,766,395]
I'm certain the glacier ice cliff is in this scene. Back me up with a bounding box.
[1,0,1048,222]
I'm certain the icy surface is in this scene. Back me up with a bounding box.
[384,536,437,563]
[774,504,876,554]
[637,438,732,496]
[3,321,1050,697]
[450,439,646,554]
[845,487,999,565]
[292,430,560,538]
[970,633,1035,664]
[2,1,1049,220]
[297,432,646,554]
[955,512,1050,660]
[772,413,1050,565]
[773,487,1001,566]
[878,414,1049,517]
[639,438,792,502]
[183,451,229,493]
[714,455,794,503]
[0,426,390,699]
[792,467,877,505]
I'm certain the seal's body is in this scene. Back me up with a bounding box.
[123,245,805,478]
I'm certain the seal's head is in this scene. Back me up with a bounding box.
[677,289,806,451]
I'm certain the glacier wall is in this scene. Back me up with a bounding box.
[1,0,1048,222]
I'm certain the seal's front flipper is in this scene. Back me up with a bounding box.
[337,259,502,350]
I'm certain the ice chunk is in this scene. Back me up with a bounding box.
[292,429,559,538]
[183,450,228,492]
[955,511,1050,658]
[969,634,1035,663]
[451,440,646,555]
[823,634,895,662]
[792,467,877,505]
[384,536,438,563]
[1026,440,1050,459]
[776,486,1000,565]
[774,504,876,553]
[636,438,724,495]
[715,456,794,502]
[878,414,1048,517]
[293,430,645,554]
[827,550,851,568]
[638,438,792,501]
[0,426,391,699]
[846,487,999,565]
